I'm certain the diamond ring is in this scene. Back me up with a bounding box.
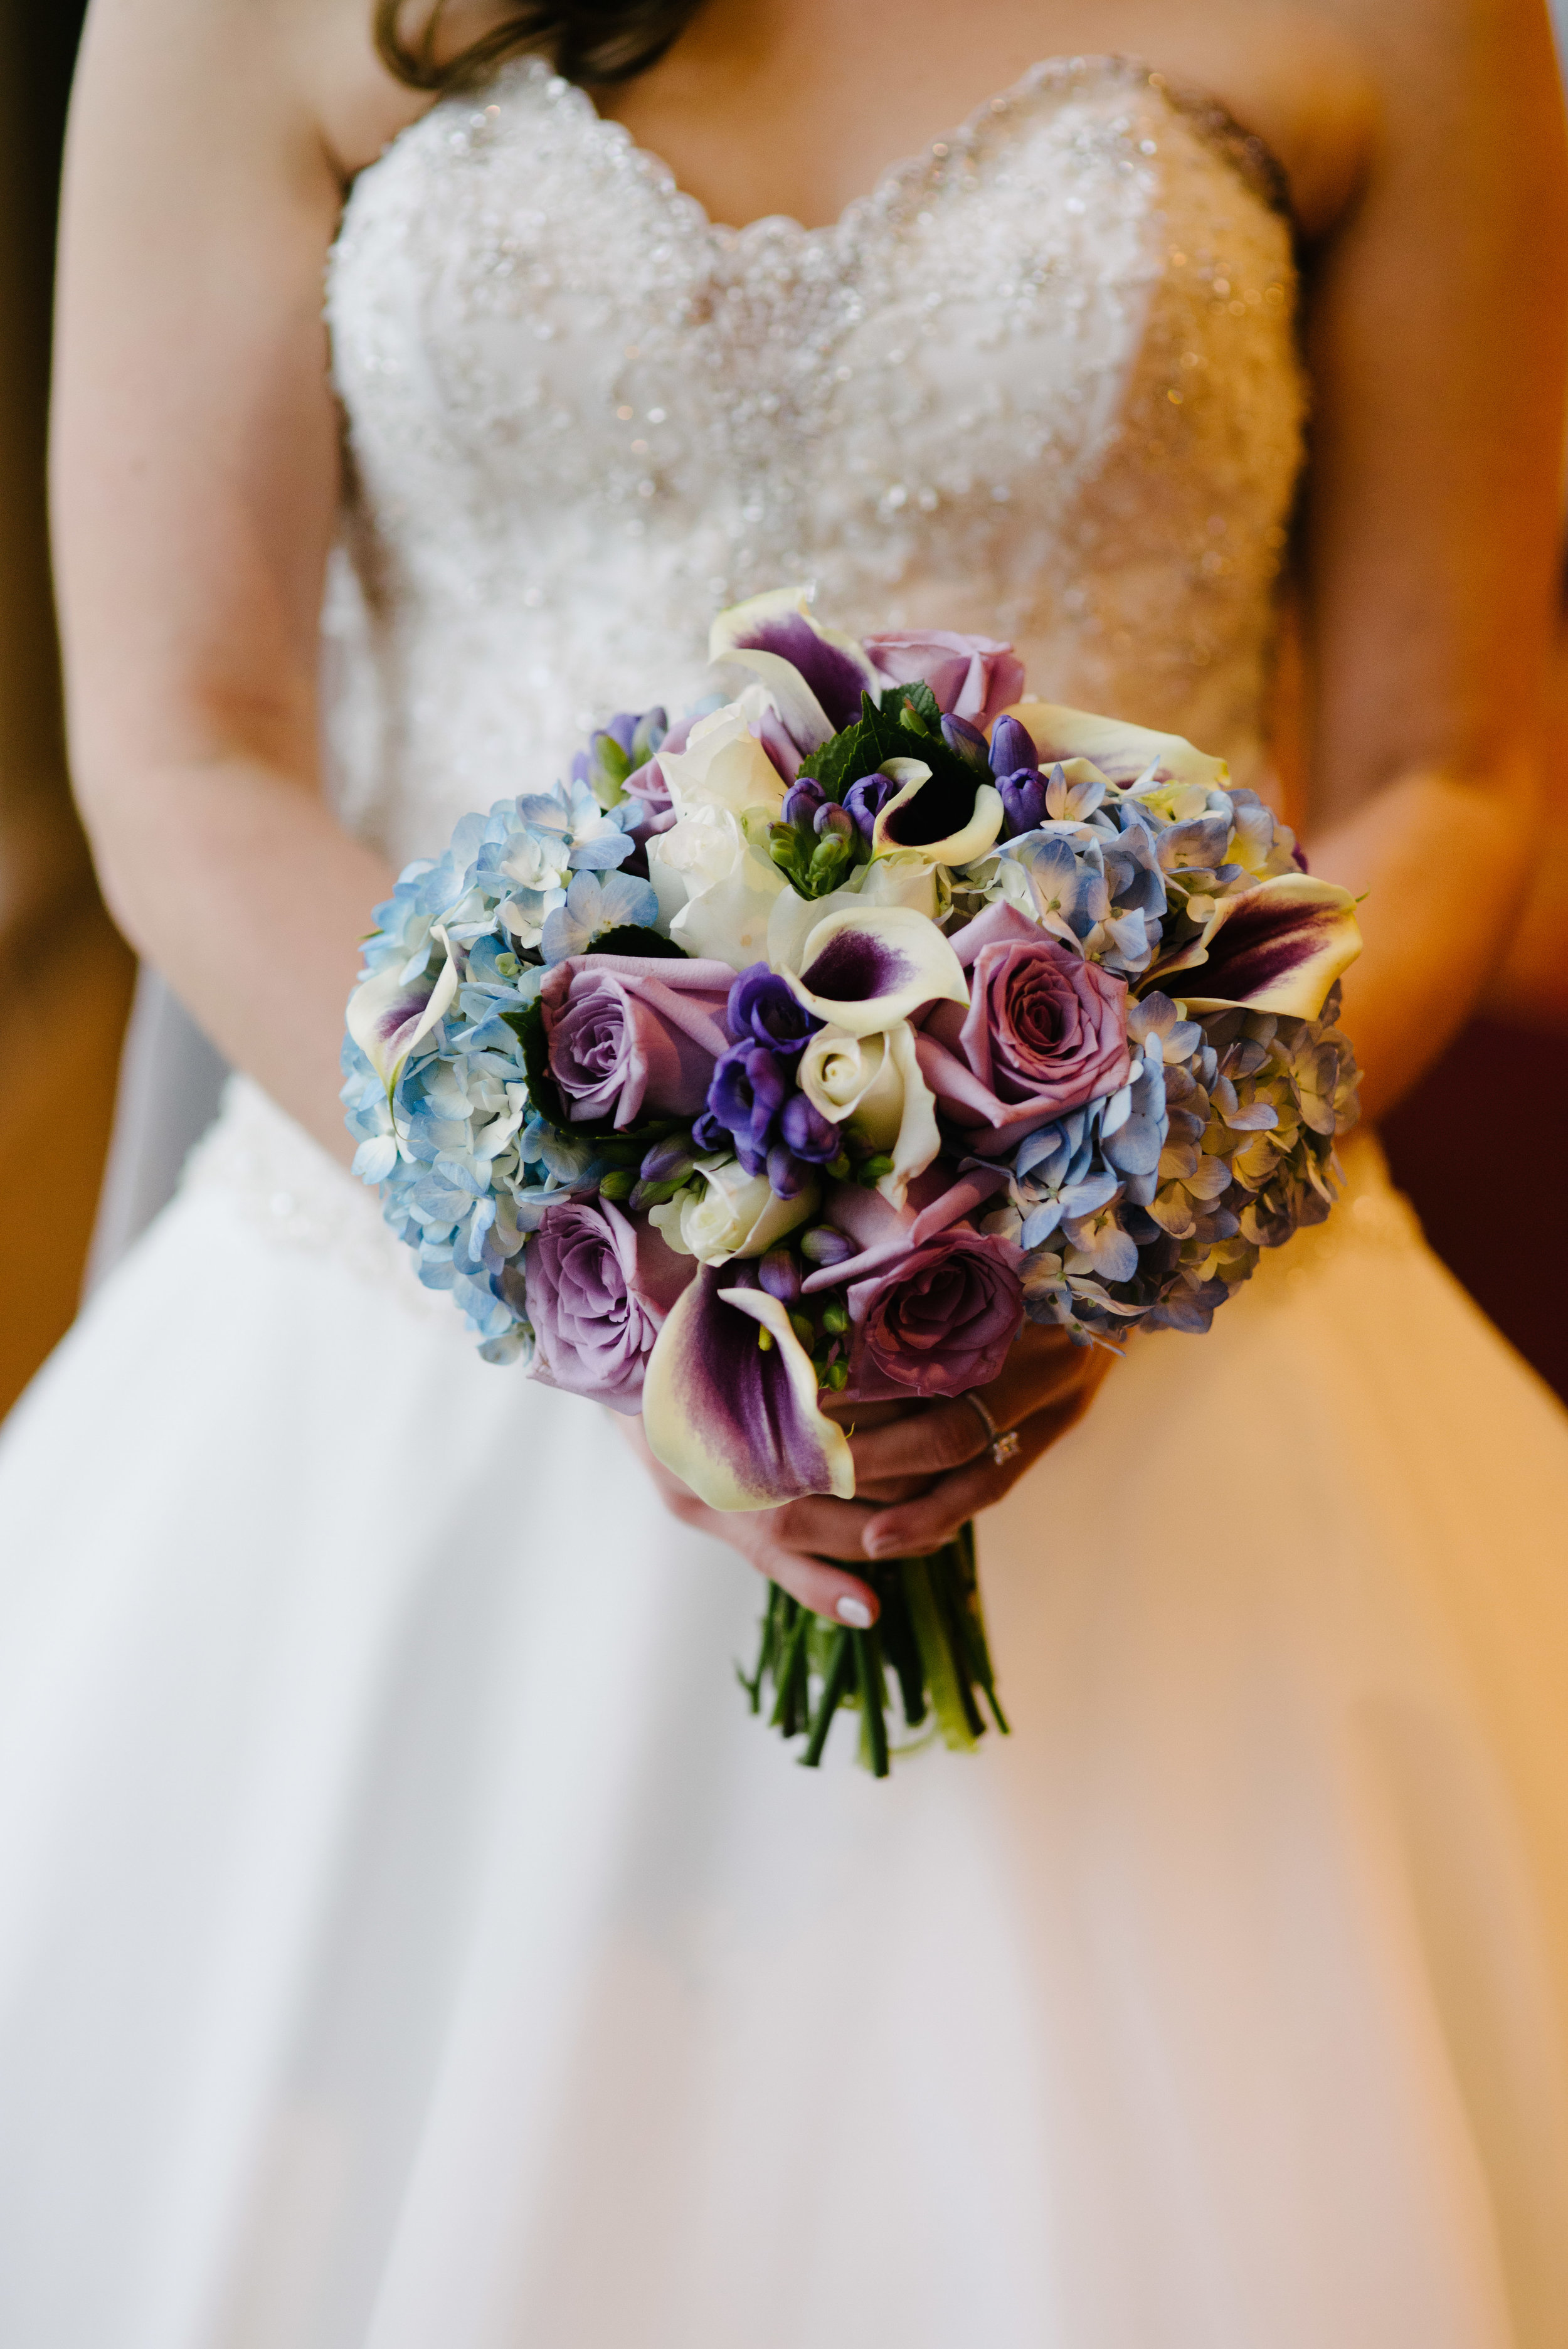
[961,1391,1022,1467]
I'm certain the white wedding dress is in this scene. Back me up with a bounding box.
[3,57,1568,2349]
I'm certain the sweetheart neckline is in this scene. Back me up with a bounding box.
[350,50,1292,250]
[562,52,1146,245]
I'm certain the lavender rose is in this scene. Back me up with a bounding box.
[916,901,1131,1155]
[845,1229,1025,1401]
[863,629,1025,728]
[526,1197,692,1413]
[541,953,734,1128]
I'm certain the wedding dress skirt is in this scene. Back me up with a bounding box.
[2,1100,1565,2347]
[4,50,1568,2347]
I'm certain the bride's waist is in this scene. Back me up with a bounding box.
[183,1080,1417,1317]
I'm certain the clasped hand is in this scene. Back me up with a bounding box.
[623,1321,1117,1623]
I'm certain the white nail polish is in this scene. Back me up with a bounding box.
[836,1596,873,1630]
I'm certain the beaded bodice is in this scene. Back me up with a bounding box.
[322,55,1303,866]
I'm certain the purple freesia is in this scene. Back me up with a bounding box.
[781,776,827,828]
[842,772,899,840]
[542,953,733,1128]
[915,902,1131,1155]
[864,629,1025,728]
[527,1198,693,1413]
[727,963,822,1056]
[844,1229,1025,1401]
[989,713,1047,835]
[780,1093,840,1163]
[707,1041,791,1173]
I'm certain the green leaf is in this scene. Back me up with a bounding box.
[881,678,942,731]
[586,924,688,960]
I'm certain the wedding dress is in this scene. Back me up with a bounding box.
[3,56,1568,2349]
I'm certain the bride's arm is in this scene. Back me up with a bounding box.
[1296,0,1568,1115]
[51,0,445,1163]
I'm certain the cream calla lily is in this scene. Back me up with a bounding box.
[776,902,969,1037]
[345,922,459,1103]
[797,1022,940,1207]
[995,700,1231,796]
[870,756,1005,869]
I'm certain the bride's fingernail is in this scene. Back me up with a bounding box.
[835,1595,873,1629]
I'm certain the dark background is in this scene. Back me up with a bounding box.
[0,0,1562,1417]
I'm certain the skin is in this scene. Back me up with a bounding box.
[54,0,1568,1621]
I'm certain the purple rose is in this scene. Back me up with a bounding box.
[845,1229,1025,1401]
[526,1199,694,1414]
[542,953,734,1128]
[916,902,1131,1155]
[864,629,1026,728]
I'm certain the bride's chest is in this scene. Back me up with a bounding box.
[327,57,1300,552]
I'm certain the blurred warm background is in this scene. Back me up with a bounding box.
[0,0,136,1418]
[0,3,1563,1421]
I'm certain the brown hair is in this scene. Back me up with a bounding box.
[373,0,706,90]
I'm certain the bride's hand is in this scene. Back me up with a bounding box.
[618,1322,1116,1623]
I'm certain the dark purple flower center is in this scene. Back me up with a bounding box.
[800,930,913,1004]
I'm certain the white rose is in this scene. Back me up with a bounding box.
[796,1022,940,1207]
[650,1159,818,1265]
[658,692,788,822]
[647,805,786,970]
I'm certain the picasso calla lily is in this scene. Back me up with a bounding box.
[642,1266,855,1512]
[1152,873,1362,1018]
[710,586,882,746]
[346,922,460,1103]
[775,903,968,1037]
[869,756,1006,869]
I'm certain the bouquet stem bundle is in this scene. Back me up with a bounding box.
[741,1521,1009,1775]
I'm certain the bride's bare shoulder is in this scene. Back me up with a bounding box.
[282,0,526,176]
[74,0,518,182]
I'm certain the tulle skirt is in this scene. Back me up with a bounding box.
[1,1091,1566,2348]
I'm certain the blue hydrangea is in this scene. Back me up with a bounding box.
[980,987,1358,1344]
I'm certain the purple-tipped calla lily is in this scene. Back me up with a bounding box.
[346,923,460,1103]
[642,1265,855,1512]
[710,587,881,746]
[993,701,1231,793]
[775,901,968,1037]
[1151,873,1362,1017]
[869,756,1005,869]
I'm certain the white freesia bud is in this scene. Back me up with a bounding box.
[797,1022,941,1206]
[658,694,788,822]
[651,1160,818,1265]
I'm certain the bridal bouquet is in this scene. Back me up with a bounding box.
[343,590,1362,1773]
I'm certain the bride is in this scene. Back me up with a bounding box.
[4,0,1568,2338]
